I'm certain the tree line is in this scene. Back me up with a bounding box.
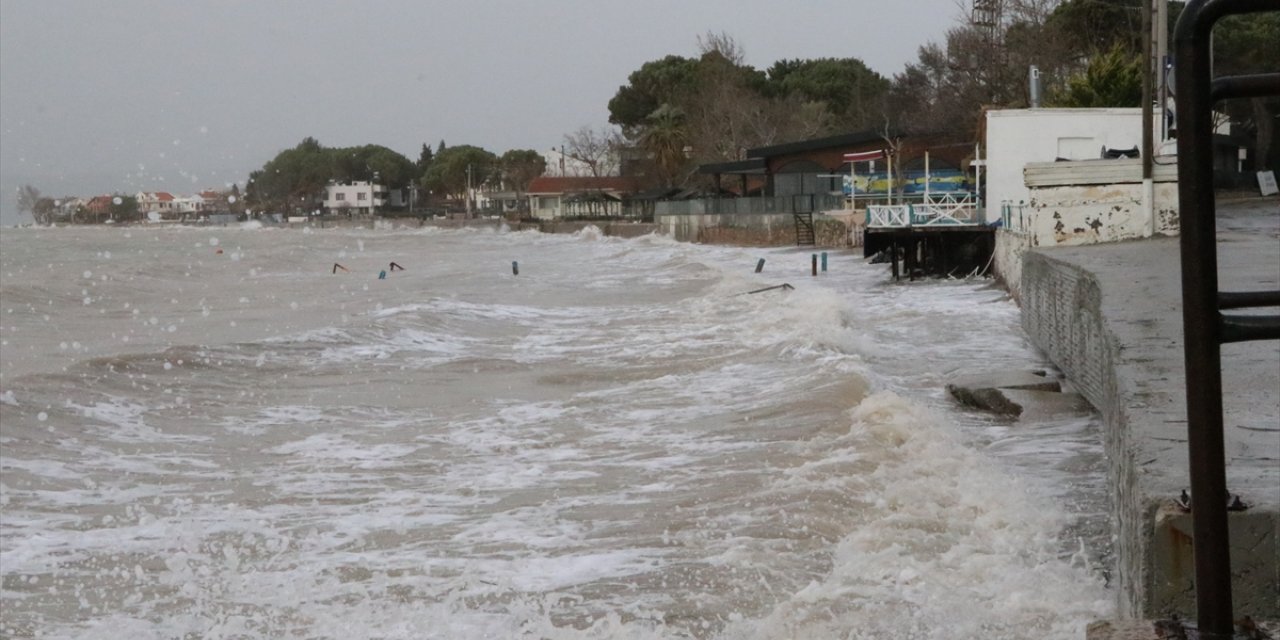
[242,137,547,214]
[238,0,1276,215]
[609,2,1276,187]
[15,184,142,224]
[21,1,1271,223]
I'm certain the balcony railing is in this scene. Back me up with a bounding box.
[866,193,982,229]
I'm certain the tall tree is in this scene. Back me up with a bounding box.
[563,126,621,177]
[244,137,332,212]
[639,104,690,187]
[422,145,497,200]
[1047,0,1147,58]
[1213,13,1280,170]
[417,143,435,173]
[331,145,416,187]
[886,2,1077,138]
[15,184,41,222]
[609,33,869,182]
[765,58,890,131]
[607,55,701,133]
[108,195,140,222]
[32,197,56,225]
[499,149,547,208]
[1049,45,1143,108]
[244,138,414,212]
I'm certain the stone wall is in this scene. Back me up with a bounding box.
[655,213,853,248]
[512,221,657,238]
[1021,247,1279,620]
[1021,252,1148,615]
[992,230,1033,302]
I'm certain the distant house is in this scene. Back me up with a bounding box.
[54,197,87,222]
[192,190,227,214]
[85,195,114,221]
[136,191,177,218]
[525,176,639,220]
[323,181,387,216]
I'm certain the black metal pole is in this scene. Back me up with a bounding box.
[1170,0,1279,633]
[1174,2,1231,632]
[1142,0,1153,183]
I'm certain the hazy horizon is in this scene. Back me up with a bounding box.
[1,0,964,225]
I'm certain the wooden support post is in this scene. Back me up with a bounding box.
[906,239,916,281]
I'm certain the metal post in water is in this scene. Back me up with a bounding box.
[811,254,817,276]
[512,261,519,276]
[821,252,828,272]
[755,258,765,273]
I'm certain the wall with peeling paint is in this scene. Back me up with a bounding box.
[1026,182,1179,246]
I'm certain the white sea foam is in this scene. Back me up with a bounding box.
[0,226,1111,639]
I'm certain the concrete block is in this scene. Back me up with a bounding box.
[1002,389,1094,420]
[1150,503,1280,619]
[945,371,1062,415]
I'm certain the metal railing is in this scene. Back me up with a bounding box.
[1000,202,1031,233]
[1173,1,1280,636]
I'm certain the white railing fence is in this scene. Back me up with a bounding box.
[866,193,981,228]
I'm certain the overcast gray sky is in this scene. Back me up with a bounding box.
[1,0,965,223]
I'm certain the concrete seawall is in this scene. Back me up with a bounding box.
[277,217,659,239]
[1020,199,1279,620]
[654,212,854,247]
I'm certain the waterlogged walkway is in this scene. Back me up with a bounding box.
[1021,197,1280,621]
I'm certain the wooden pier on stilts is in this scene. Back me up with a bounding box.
[862,194,996,281]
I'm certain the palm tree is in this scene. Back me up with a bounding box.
[640,104,690,187]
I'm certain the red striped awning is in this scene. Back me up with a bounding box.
[843,150,885,163]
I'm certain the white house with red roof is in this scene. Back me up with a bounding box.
[135,191,177,218]
[525,176,638,220]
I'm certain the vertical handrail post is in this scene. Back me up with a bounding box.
[1174,1,1232,632]
[1171,0,1278,634]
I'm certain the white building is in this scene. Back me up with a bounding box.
[987,108,1181,296]
[985,108,1150,213]
[323,181,387,216]
[136,191,178,218]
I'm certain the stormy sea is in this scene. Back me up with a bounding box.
[0,223,1111,639]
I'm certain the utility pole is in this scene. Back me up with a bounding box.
[465,163,473,217]
[1141,1,1154,236]
[1155,0,1169,142]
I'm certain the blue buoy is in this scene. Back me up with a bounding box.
[821,252,828,272]
[378,270,387,280]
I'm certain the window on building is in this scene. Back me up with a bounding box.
[357,193,367,201]
[336,193,345,201]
